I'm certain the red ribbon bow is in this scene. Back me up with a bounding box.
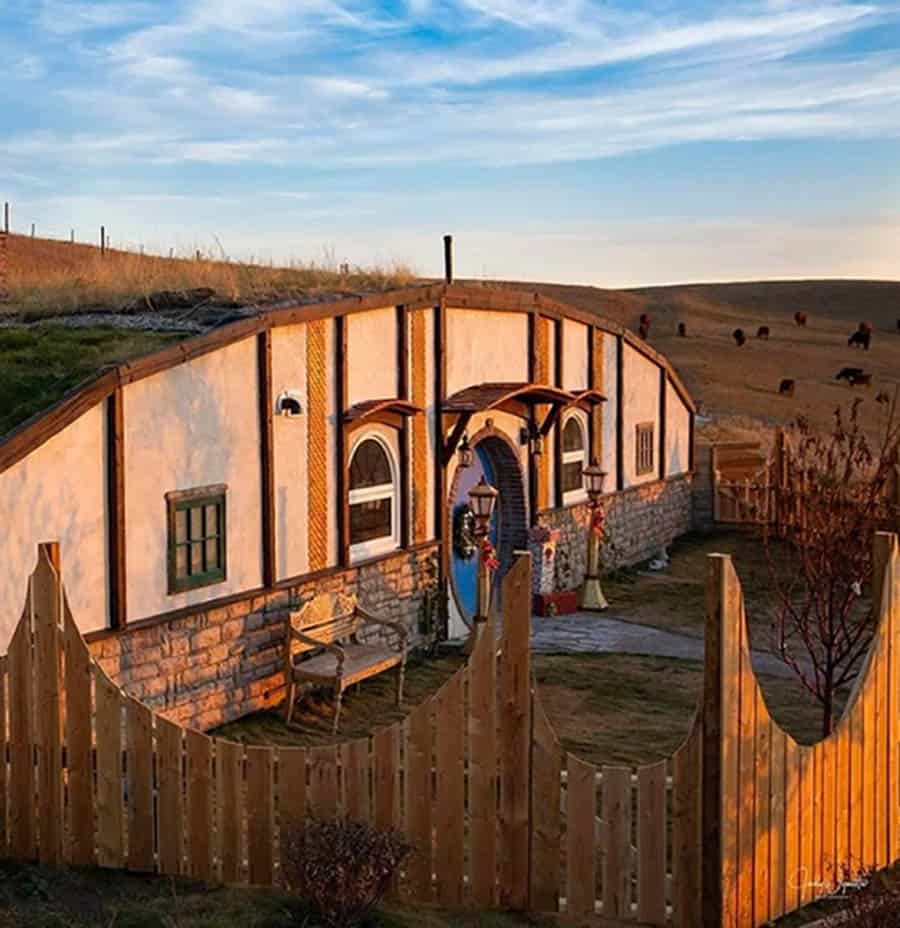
[481,537,500,571]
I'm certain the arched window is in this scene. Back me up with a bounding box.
[561,414,587,502]
[348,435,399,558]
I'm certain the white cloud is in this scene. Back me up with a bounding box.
[208,86,274,114]
[311,77,389,99]
[37,1,153,34]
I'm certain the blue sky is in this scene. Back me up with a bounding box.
[2,0,900,286]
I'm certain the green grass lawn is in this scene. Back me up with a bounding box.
[0,326,181,437]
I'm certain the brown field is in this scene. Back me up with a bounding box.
[523,277,900,440]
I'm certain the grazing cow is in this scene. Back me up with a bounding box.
[836,367,864,382]
[638,323,649,340]
[848,330,871,350]
[778,379,795,397]
[897,319,900,332]
[757,325,770,339]
[850,372,873,387]
[677,322,686,337]
[639,312,651,328]
[859,321,873,335]
[733,328,746,346]
[794,311,807,326]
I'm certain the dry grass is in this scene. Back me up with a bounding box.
[4,234,417,317]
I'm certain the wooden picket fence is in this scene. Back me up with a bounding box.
[1,538,899,926]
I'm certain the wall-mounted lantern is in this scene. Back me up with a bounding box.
[275,390,303,417]
[469,476,499,533]
[458,434,474,470]
[519,421,544,456]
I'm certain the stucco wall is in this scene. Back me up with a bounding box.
[347,307,397,407]
[123,337,264,622]
[562,319,589,392]
[622,343,661,488]
[272,323,309,581]
[666,380,691,477]
[445,308,529,396]
[601,334,618,480]
[0,405,108,648]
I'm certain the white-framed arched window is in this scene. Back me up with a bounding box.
[561,412,588,505]
[348,432,400,561]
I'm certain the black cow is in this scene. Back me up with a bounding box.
[757,326,770,339]
[778,379,795,397]
[848,331,871,350]
[677,322,686,337]
[836,367,864,382]
[733,328,746,346]
[795,311,808,326]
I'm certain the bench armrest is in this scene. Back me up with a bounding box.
[355,608,409,648]
[289,627,346,674]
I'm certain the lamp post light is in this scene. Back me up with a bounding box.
[579,460,609,612]
[458,433,474,470]
[467,476,499,651]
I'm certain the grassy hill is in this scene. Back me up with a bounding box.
[2,234,899,442]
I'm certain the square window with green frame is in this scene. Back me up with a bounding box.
[166,485,227,594]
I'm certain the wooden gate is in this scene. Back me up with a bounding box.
[712,441,773,525]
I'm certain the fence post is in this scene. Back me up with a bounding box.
[701,553,744,927]
[3,201,8,234]
[0,225,7,303]
[100,226,106,257]
[498,552,532,909]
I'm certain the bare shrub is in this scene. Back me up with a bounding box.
[826,870,900,927]
[281,819,411,928]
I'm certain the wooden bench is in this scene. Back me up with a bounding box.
[284,592,408,732]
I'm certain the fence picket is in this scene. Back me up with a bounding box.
[372,726,399,832]
[529,691,560,914]
[246,745,274,885]
[95,670,123,868]
[32,549,63,866]
[216,738,244,883]
[434,668,465,907]
[602,765,632,921]
[278,746,307,877]
[7,617,33,861]
[125,697,154,872]
[341,738,370,823]
[404,697,433,900]
[565,753,596,920]
[672,722,702,928]
[308,745,338,819]
[637,760,667,925]
[156,717,184,877]
[468,618,497,908]
[186,729,212,881]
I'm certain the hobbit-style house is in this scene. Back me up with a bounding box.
[0,282,694,729]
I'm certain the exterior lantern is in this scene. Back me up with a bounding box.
[579,459,609,612]
[468,476,498,530]
[458,434,474,470]
[583,460,607,503]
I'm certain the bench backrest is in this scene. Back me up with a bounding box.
[287,592,360,664]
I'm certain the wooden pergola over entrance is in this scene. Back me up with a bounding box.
[440,381,578,464]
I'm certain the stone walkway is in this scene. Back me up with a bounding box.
[530,611,796,679]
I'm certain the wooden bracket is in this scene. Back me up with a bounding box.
[538,402,564,438]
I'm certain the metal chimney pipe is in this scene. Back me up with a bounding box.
[443,234,453,284]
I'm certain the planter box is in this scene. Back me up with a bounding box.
[532,591,578,617]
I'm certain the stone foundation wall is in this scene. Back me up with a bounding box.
[540,474,694,590]
[89,544,440,731]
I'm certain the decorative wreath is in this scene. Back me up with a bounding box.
[452,504,477,561]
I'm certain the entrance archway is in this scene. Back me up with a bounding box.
[448,430,527,637]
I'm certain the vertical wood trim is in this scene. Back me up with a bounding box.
[586,327,595,455]
[672,721,702,927]
[553,318,563,508]
[95,670,124,868]
[0,655,7,854]
[688,409,696,473]
[257,330,276,587]
[527,312,538,524]
[156,717,184,877]
[433,301,448,576]
[335,316,349,566]
[529,691,561,913]
[125,697,155,872]
[306,320,329,572]
[186,730,212,881]
[591,329,604,464]
[107,388,126,628]
[397,305,411,549]
[565,753,596,919]
[278,747,307,867]
[659,369,667,480]
[308,745,338,819]
[410,309,429,543]
[216,738,244,883]
[246,745,274,886]
[615,335,624,491]
[373,725,399,833]
[534,316,551,512]
[434,669,465,906]
[603,765,633,919]
[637,760,667,924]
[341,738,370,823]
[404,698,434,900]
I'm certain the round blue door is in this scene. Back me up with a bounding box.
[450,445,501,623]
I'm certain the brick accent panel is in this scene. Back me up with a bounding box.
[411,309,429,542]
[540,474,694,590]
[89,544,440,732]
[307,319,329,571]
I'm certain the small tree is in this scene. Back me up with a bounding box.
[763,394,900,737]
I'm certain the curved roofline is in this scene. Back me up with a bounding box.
[0,281,693,475]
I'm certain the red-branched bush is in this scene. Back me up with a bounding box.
[281,819,411,928]
[827,871,900,927]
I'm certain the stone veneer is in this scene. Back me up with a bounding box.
[88,544,440,732]
[540,474,695,590]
